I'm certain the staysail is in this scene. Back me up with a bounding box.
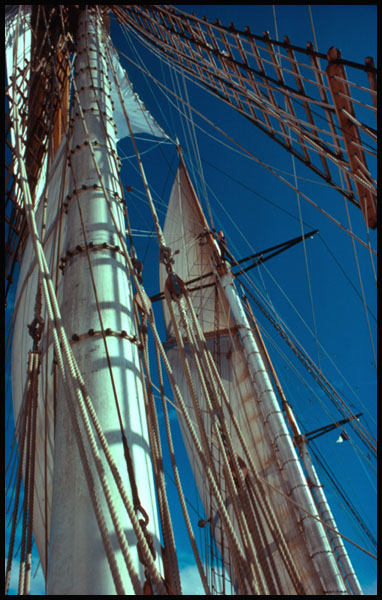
[160,155,361,594]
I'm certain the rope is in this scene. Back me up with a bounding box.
[7,6,376,594]
[290,132,322,372]
[342,177,377,372]
[178,69,214,229]
[104,30,168,252]
[28,12,170,593]
[151,311,212,595]
[23,352,40,595]
[13,274,45,595]
[239,276,376,458]
[11,41,142,593]
[52,10,168,592]
[136,306,182,594]
[183,288,306,594]
[113,48,376,253]
[5,372,29,595]
[147,289,254,594]
[68,18,144,513]
[174,292,264,594]
[180,287,281,593]
[121,7,376,202]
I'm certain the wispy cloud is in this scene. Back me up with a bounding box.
[179,564,206,595]
[179,562,235,595]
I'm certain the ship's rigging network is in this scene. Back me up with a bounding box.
[5,5,376,596]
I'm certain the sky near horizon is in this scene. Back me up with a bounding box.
[5,5,377,595]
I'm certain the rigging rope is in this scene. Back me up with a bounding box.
[342,189,377,372]
[151,310,212,595]
[291,135,322,373]
[9,9,167,592]
[182,289,307,594]
[306,6,377,375]
[6,6,376,594]
[114,46,375,254]
[119,4,377,224]
[136,304,182,594]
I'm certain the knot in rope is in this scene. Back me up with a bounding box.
[28,315,45,351]
[136,504,157,566]
[159,245,174,273]
[131,257,144,283]
[27,282,45,351]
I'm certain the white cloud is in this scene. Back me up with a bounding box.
[180,564,206,595]
[179,563,235,595]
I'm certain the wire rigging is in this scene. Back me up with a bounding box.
[5,5,376,595]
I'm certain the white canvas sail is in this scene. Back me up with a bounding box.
[11,138,68,575]
[5,6,374,596]
[8,9,167,593]
[160,157,353,594]
[108,44,169,141]
[160,156,234,339]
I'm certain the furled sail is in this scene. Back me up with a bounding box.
[7,8,168,593]
[6,5,372,596]
[160,157,355,594]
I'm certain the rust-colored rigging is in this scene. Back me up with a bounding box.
[111,5,377,228]
[5,4,377,309]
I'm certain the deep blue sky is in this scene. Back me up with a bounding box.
[5,5,377,595]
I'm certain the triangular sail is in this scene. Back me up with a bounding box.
[160,158,353,594]
[160,156,234,339]
[108,43,168,141]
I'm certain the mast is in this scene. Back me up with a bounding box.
[47,8,162,594]
[218,263,354,595]
[246,305,363,595]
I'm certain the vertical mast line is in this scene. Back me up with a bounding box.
[10,7,163,594]
[218,267,350,594]
[53,7,166,593]
[246,299,363,594]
